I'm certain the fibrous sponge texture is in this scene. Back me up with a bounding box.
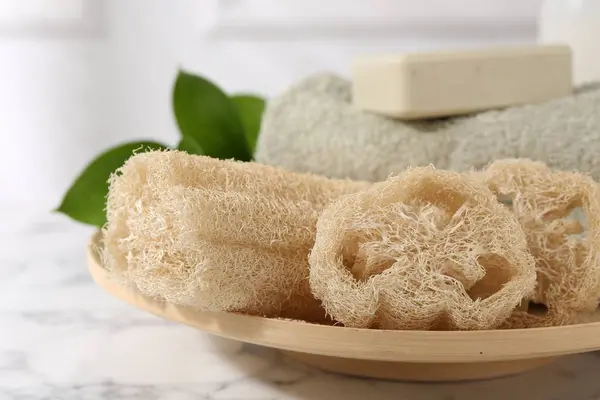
[479,159,600,327]
[308,166,537,330]
[101,149,599,330]
[101,150,369,322]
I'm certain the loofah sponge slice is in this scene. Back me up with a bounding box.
[102,150,369,322]
[308,166,537,330]
[480,159,600,327]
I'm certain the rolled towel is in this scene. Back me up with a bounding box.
[255,73,600,182]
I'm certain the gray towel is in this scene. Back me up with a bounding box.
[255,73,600,182]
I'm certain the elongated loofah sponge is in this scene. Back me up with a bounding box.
[479,159,600,327]
[308,166,537,330]
[255,73,600,182]
[102,150,369,321]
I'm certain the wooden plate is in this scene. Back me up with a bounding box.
[87,234,600,382]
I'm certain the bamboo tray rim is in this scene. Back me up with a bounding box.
[88,233,600,363]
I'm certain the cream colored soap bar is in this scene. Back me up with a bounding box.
[352,45,573,119]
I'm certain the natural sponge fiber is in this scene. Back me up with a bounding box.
[102,150,369,321]
[308,166,537,330]
[480,159,600,327]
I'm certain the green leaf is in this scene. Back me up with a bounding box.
[177,136,203,155]
[173,70,252,161]
[55,141,169,227]
[231,94,265,154]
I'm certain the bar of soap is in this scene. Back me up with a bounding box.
[352,44,573,119]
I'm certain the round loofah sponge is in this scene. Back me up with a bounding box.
[102,150,369,322]
[481,159,600,327]
[308,166,537,330]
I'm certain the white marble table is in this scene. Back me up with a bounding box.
[2,208,600,400]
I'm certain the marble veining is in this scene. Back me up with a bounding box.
[2,208,600,400]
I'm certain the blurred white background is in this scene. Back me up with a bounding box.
[0,0,543,213]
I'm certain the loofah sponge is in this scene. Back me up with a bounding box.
[102,150,369,322]
[479,159,600,327]
[255,73,600,182]
[308,166,537,330]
